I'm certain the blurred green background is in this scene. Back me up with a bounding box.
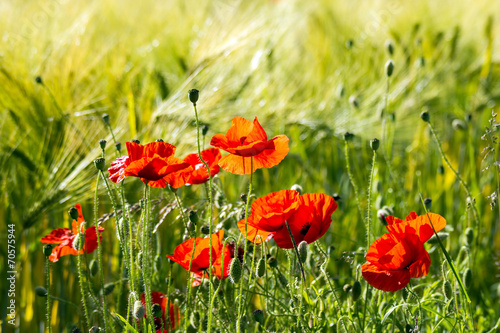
[0,0,500,331]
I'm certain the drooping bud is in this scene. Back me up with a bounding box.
[89,259,98,277]
[35,286,48,297]
[35,76,43,84]
[133,300,145,319]
[188,210,198,224]
[102,113,110,126]
[370,138,380,151]
[252,309,264,325]
[463,268,472,289]
[201,124,209,136]
[256,258,266,278]
[152,303,163,318]
[385,40,394,55]
[332,193,341,201]
[465,227,474,246]
[69,207,79,220]
[103,282,115,296]
[94,158,106,171]
[278,272,288,287]
[98,140,106,150]
[385,60,394,77]
[343,284,352,293]
[43,244,53,257]
[298,241,308,263]
[188,89,199,105]
[267,256,278,268]
[427,232,449,244]
[291,184,303,195]
[115,142,121,153]
[443,280,453,300]
[201,225,210,235]
[351,280,362,302]
[424,198,432,211]
[344,132,354,142]
[229,258,242,284]
[420,110,430,122]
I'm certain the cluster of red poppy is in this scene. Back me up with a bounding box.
[361,211,447,292]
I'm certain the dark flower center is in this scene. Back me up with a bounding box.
[300,223,311,235]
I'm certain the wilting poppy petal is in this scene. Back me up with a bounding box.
[108,156,130,183]
[386,212,447,243]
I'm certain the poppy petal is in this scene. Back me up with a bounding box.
[40,228,73,244]
[361,262,411,292]
[83,226,104,254]
[126,141,146,161]
[48,240,79,262]
[237,215,273,244]
[108,156,130,184]
[386,212,447,243]
[251,135,289,169]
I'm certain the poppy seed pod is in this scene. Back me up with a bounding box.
[35,286,48,297]
[188,89,199,104]
[89,259,98,277]
[463,268,472,289]
[267,256,278,268]
[370,138,380,151]
[94,158,106,171]
[35,76,43,84]
[69,207,79,220]
[253,309,264,325]
[256,258,266,278]
[201,124,209,136]
[98,139,106,150]
[290,184,303,195]
[201,225,210,235]
[43,244,53,257]
[188,210,198,224]
[133,300,145,319]
[298,241,308,263]
[385,60,395,77]
[443,280,453,300]
[115,142,121,153]
[344,132,354,142]
[229,258,242,284]
[420,110,430,122]
[352,280,362,302]
[102,113,110,126]
[424,198,432,211]
[465,227,474,246]
[152,303,163,318]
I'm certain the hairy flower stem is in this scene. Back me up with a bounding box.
[166,261,172,331]
[284,222,306,282]
[142,184,155,331]
[428,122,481,257]
[93,173,110,332]
[45,258,52,333]
[77,242,90,330]
[344,141,364,221]
[174,192,189,232]
[236,157,254,333]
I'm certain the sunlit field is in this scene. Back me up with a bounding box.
[1,0,500,332]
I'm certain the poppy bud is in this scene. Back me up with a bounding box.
[344,132,354,142]
[349,96,359,108]
[465,227,474,246]
[188,89,199,104]
[278,272,288,287]
[190,312,200,328]
[385,40,394,55]
[98,139,106,150]
[69,207,79,220]
[256,258,266,278]
[290,184,303,195]
[102,114,110,126]
[115,142,121,153]
[201,124,209,136]
[351,280,362,302]
[424,198,432,211]
[437,165,444,174]
[428,232,449,244]
[155,138,164,142]
[133,300,145,319]
[89,259,98,277]
[377,207,392,226]
[43,244,53,257]
[385,60,394,77]
[332,193,341,201]
[463,268,472,289]
[152,303,163,317]
[443,280,453,300]
[188,210,198,224]
[452,119,466,131]
[103,282,115,296]
[154,255,162,272]
[252,309,264,325]
[94,158,106,171]
[345,39,354,49]
[35,286,48,297]
[343,284,352,293]
[89,327,101,333]
[420,110,430,122]
[131,139,140,144]
[229,258,242,284]
[35,76,43,84]
[201,225,210,235]
[370,138,380,151]
[298,241,308,263]
[267,256,278,268]
[73,233,82,251]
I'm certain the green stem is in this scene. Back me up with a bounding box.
[77,245,90,330]
[344,141,364,223]
[236,157,254,333]
[94,173,110,332]
[142,184,156,331]
[45,258,52,333]
[366,151,376,248]
[284,222,306,282]
[174,192,189,232]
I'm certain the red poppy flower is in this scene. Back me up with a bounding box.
[183,148,221,185]
[166,230,233,283]
[361,212,447,292]
[140,291,181,332]
[40,204,104,263]
[237,190,337,249]
[210,117,289,175]
[108,141,192,188]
